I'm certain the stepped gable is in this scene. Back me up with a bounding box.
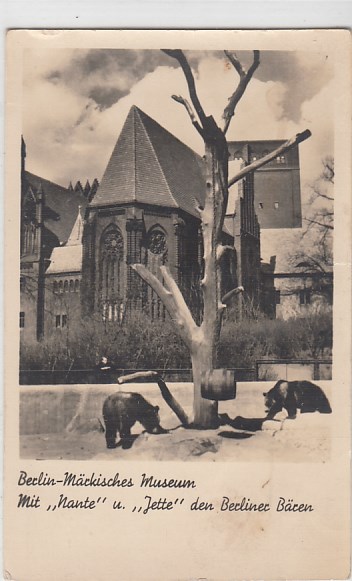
[24,171,88,244]
[91,105,205,216]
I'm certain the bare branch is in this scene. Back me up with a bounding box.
[223,50,260,135]
[310,185,334,202]
[162,49,208,128]
[171,95,205,137]
[131,264,196,347]
[194,198,204,215]
[224,51,245,76]
[216,244,235,262]
[321,156,334,183]
[160,266,198,334]
[228,129,311,188]
[296,257,328,274]
[304,217,334,230]
[222,286,244,305]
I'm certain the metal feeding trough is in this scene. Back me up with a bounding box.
[201,369,237,401]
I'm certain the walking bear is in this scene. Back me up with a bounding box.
[263,380,332,420]
[102,391,167,449]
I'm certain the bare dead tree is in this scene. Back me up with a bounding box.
[297,157,334,274]
[304,156,334,235]
[131,49,311,428]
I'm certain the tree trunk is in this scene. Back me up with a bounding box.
[191,339,219,428]
[190,137,228,428]
[130,50,312,431]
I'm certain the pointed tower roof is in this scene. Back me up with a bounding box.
[83,179,91,197]
[46,207,83,274]
[21,136,26,160]
[91,106,205,216]
[66,206,84,246]
[88,178,99,202]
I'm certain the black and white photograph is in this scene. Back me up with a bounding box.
[4,29,351,581]
[19,39,335,461]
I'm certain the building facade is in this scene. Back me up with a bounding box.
[20,137,89,343]
[228,140,302,229]
[269,269,333,320]
[20,105,312,345]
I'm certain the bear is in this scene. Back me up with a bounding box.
[263,380,332,420]
[102,391,167,449]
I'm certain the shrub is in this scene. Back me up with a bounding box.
[219,308,332,368]
[20,313,190,371]
[20,309,332,373]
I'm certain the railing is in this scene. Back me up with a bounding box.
[19,367,256,386]
[19,360,332,385]
[255,359,332,381]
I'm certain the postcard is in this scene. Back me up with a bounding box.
[4,29,351,580]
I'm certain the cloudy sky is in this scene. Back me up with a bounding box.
[23,48,334,200]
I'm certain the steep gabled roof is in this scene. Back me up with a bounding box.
[24,171,88,244]
[46,207,84,274]
[66,206,84,246]
[46,245,82,274]
[91,106,205,216]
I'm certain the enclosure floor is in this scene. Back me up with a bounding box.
[20,382,332,463]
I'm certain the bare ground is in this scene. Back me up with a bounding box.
[20,381,332,462]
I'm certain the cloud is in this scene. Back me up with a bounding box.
[42,49,180,110]
[22,48,334,192]
[232,50,334,123]
[24,48,333,121]
[39,49,227,111]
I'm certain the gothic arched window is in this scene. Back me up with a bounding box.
[145,228,167,261]
[143,227,168,319]
[99,225,124,322]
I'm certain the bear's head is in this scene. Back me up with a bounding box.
[263,381,288,417]
[263,389,277,415]
[142,405,168,434]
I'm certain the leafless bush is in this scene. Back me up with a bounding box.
[20,307,332,373]
[219,308,332,368]
[20,313,191,371]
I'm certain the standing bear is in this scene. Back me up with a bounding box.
[102,392,167,449]
[263,380,332,420]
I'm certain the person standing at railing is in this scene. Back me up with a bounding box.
[95,356,117,384]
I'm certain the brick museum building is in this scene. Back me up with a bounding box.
[20,104,323,345]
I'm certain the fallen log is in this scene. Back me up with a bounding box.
[117,371,189,427]
[117,370,158,383]
[155,376,189,426]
